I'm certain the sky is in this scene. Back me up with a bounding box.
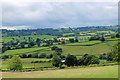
[1,0,119,30]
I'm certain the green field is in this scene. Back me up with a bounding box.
[2,58,52,70]
[2,35,57,43]
[79,31,115,36]
[57,40,118,56]
[2,65,118,78]
[3,47,50,55]
[65,40,101,46]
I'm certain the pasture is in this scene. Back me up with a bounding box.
[57,40,118,56]
[2,58,52,70]
[3,47,50,55]
[2,65,118,78]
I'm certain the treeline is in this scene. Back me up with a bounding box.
[2,25,118,37]
[2,46,65,59]
[2,38,62,53]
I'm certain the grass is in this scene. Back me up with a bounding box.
[2,58,52,70]
[2,65,118,78]
[57,40,117,56]
[62,33,75,36]
[65,40,101,46]
[23,63,52,69]
[3,47,50,55]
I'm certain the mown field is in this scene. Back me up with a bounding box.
[2,65,118,78]
[3,47,50,56]
[56,39,118,56]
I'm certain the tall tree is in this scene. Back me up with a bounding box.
[8,55,22,71]
[65,54,78,67]
[52,54,61,67]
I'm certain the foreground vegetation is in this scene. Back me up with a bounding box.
[2,65,118,78]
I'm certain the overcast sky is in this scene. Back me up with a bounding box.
[1,0,119,30]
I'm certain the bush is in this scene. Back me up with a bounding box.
[8,55,22,71]
[79,54,100,66]
[100,37,105,42]
[2,55,9,59]
[46,54,53,58]
[65,54,78,67]
[31,61,48,63]
[28,54,32,58]
[61,41,65,44]
[116,33,120,38]
[51,46,58,50]
[52,54,61,67]
[107,52,114,61]
[89,36,100,41]
[29,42,36,47]
[60,55,66,59]
[69,38,74,43]
[19,54,27,58]
[31,53,38,58]
[38,53,46,58]
[99,53,107,59]
[55,48,62,53]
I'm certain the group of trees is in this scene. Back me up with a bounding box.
[52,53,100,67]
[2,38,59,53]
[2,25,118,37]
[69,37,79,43]
[2,53,53,59]
[99,42,120,62]
[89,36,105,42]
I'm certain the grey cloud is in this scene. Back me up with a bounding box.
[2,1,118,29]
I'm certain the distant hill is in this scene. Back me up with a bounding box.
[1,25,119,37]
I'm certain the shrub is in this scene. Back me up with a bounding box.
[69,38,74,43]
[65,54,78,67]
[31,53,38,58]
[28,44,32,48]
[46,54,53,58]
[116,33,120,38]
[60,55,66,59]
[29,42,36,47]
[55,48,62,53]
[99,53,107,59]
[61,41,65,44]
[2,55,9,59]
[8,55,22,71]
[38,53,46,58]
[52,54,61,67]
[19,54,27,58]
[51,46,58,50]
[28,54,32,58]
[79,54,100,66]
[89,36,100,41]
[107,52,114,61]
[100,37,105,42]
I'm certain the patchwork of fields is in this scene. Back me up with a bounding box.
[2,35,57,43]
[2,38,118,56]
[1,33,119,78]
